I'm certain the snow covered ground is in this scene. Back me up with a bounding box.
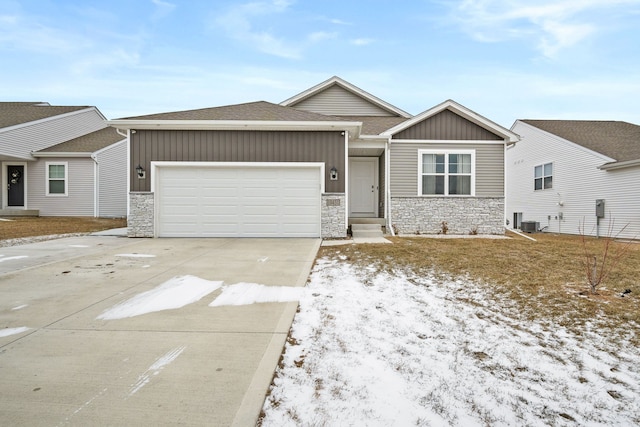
[260,256,640,426]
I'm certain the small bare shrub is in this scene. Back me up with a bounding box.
[579,218,633,294]
[439,221,449,235]
[469,226,479,235]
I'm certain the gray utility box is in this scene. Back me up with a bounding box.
[520,221,539,233]
[596,199,605,218]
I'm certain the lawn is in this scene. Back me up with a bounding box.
[0,217,127,242]
[260,232,640,426]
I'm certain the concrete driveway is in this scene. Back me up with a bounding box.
[0,235,320,426]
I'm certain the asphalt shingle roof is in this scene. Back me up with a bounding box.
[36,127,125,153]
[119,101,353,123]
[522,120,640,163]
[339,116,409,135]
[0,102,91,128]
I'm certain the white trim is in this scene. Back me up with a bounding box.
[2,161,28,209]
[280,76,412,118]
[344,131,349,228]
[0,107,98,134]
[391,139,507,145]
[152,161,325,238]
[45,161,68,197]
[417,149,476,197]
[126,129,131,218]
[385,139,392,233]
[31,152,93,158]
[92,138,127,157]
[382,100,519,143]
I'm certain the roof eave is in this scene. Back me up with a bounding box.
[599,159,640,170]
[31,151,93,158]
[108,119,362,136]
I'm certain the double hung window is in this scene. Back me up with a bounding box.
[46,162,68,196]
[419,150,474,196]
[534,163,552,190]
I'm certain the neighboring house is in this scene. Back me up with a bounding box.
[507,120,640,239]
[108,76,518,238]
[0,102,127,217]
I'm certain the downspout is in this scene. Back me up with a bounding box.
[91,153,99,217]
[344,130,349,234]
[386,137,394,236]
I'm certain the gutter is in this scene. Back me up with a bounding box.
[598,158,640,170]
[31,152,92,158]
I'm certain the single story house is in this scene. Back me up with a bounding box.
[507,119,640,239]
[109,77,518,238]
[0,102,127,218]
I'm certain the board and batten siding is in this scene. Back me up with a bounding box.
[292,85,395,116]
[131,130,345,193]
[390,142,505,197]
[507,121,640,239]
[96,140,127,217]
[394,110,504,141]
[27,158,95,216]
[0,109,107,160]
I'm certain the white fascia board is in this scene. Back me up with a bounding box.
[599,158,640,170]
[349,139,387,150]
[0,107,98,134]
[382,100,519,143]
[391,139,508,145]
[92,138,127,157]
[31,152,92,158]
[108,119,361,135]
[280,76,412,118]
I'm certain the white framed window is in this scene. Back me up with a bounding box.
[46,162,68,196]
[534,162,552,190]
[418,149,475,196]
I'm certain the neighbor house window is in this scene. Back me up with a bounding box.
[419,150,475,196]
[534,162,552,190]
[46,162,68,196]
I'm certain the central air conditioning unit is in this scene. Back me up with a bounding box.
[520,221,539,233]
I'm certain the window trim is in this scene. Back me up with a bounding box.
[534,162,553,191]
[45,161,68,196]
[418,149,475,196]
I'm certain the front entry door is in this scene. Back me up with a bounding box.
[349,158,378,217]
[7,165,25,206]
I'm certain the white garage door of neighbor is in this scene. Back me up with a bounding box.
[156,165,322,237]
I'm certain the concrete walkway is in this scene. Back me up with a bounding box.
[0,236,320,426]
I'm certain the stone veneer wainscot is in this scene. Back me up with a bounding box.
[391,197,505,235]
[321,194,347,238]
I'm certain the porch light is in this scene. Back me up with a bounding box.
[330,167,338,181]
[135,164,146,179]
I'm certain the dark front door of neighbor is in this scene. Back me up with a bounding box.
[8,165,25,206]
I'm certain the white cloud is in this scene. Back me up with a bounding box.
[308,31,337,42]
[215,0,301,59]
[350,38,374,46]
[451,0,640,57]
[329,18,351,25]
[151,0,176,20]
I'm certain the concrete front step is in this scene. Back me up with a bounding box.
[0,209,39,217]
[351,223,384,238]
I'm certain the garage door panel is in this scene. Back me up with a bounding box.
[157,165,321,237]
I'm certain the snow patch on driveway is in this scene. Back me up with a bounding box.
[97,275,222,320]
[0,326,30,337]
[209,283,303,307]
[115,253,156,258]
[128,346,187,397]
[0,255,28,263]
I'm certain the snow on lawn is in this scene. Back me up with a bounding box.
[97,275,222,320]
[261,257,640,426]
[209,283,303,307]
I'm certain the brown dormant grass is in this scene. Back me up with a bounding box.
[320,231,640,341]
[0,216,127,240]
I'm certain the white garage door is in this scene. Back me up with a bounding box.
[156,164,321,237]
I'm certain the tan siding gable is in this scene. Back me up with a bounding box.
[393,109,503,140]
[293,85,396,117]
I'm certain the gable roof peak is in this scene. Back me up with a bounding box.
[281,76,412,118]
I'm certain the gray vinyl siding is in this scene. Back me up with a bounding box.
[131,130,345,193]
[0,109,106,160]
[27,158,95,216]
[394,109,503,140]
[390,142,505,197]
[95,140,127,217]
[292,85,395,116]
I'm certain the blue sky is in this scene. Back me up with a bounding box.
[1,0,639,127]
